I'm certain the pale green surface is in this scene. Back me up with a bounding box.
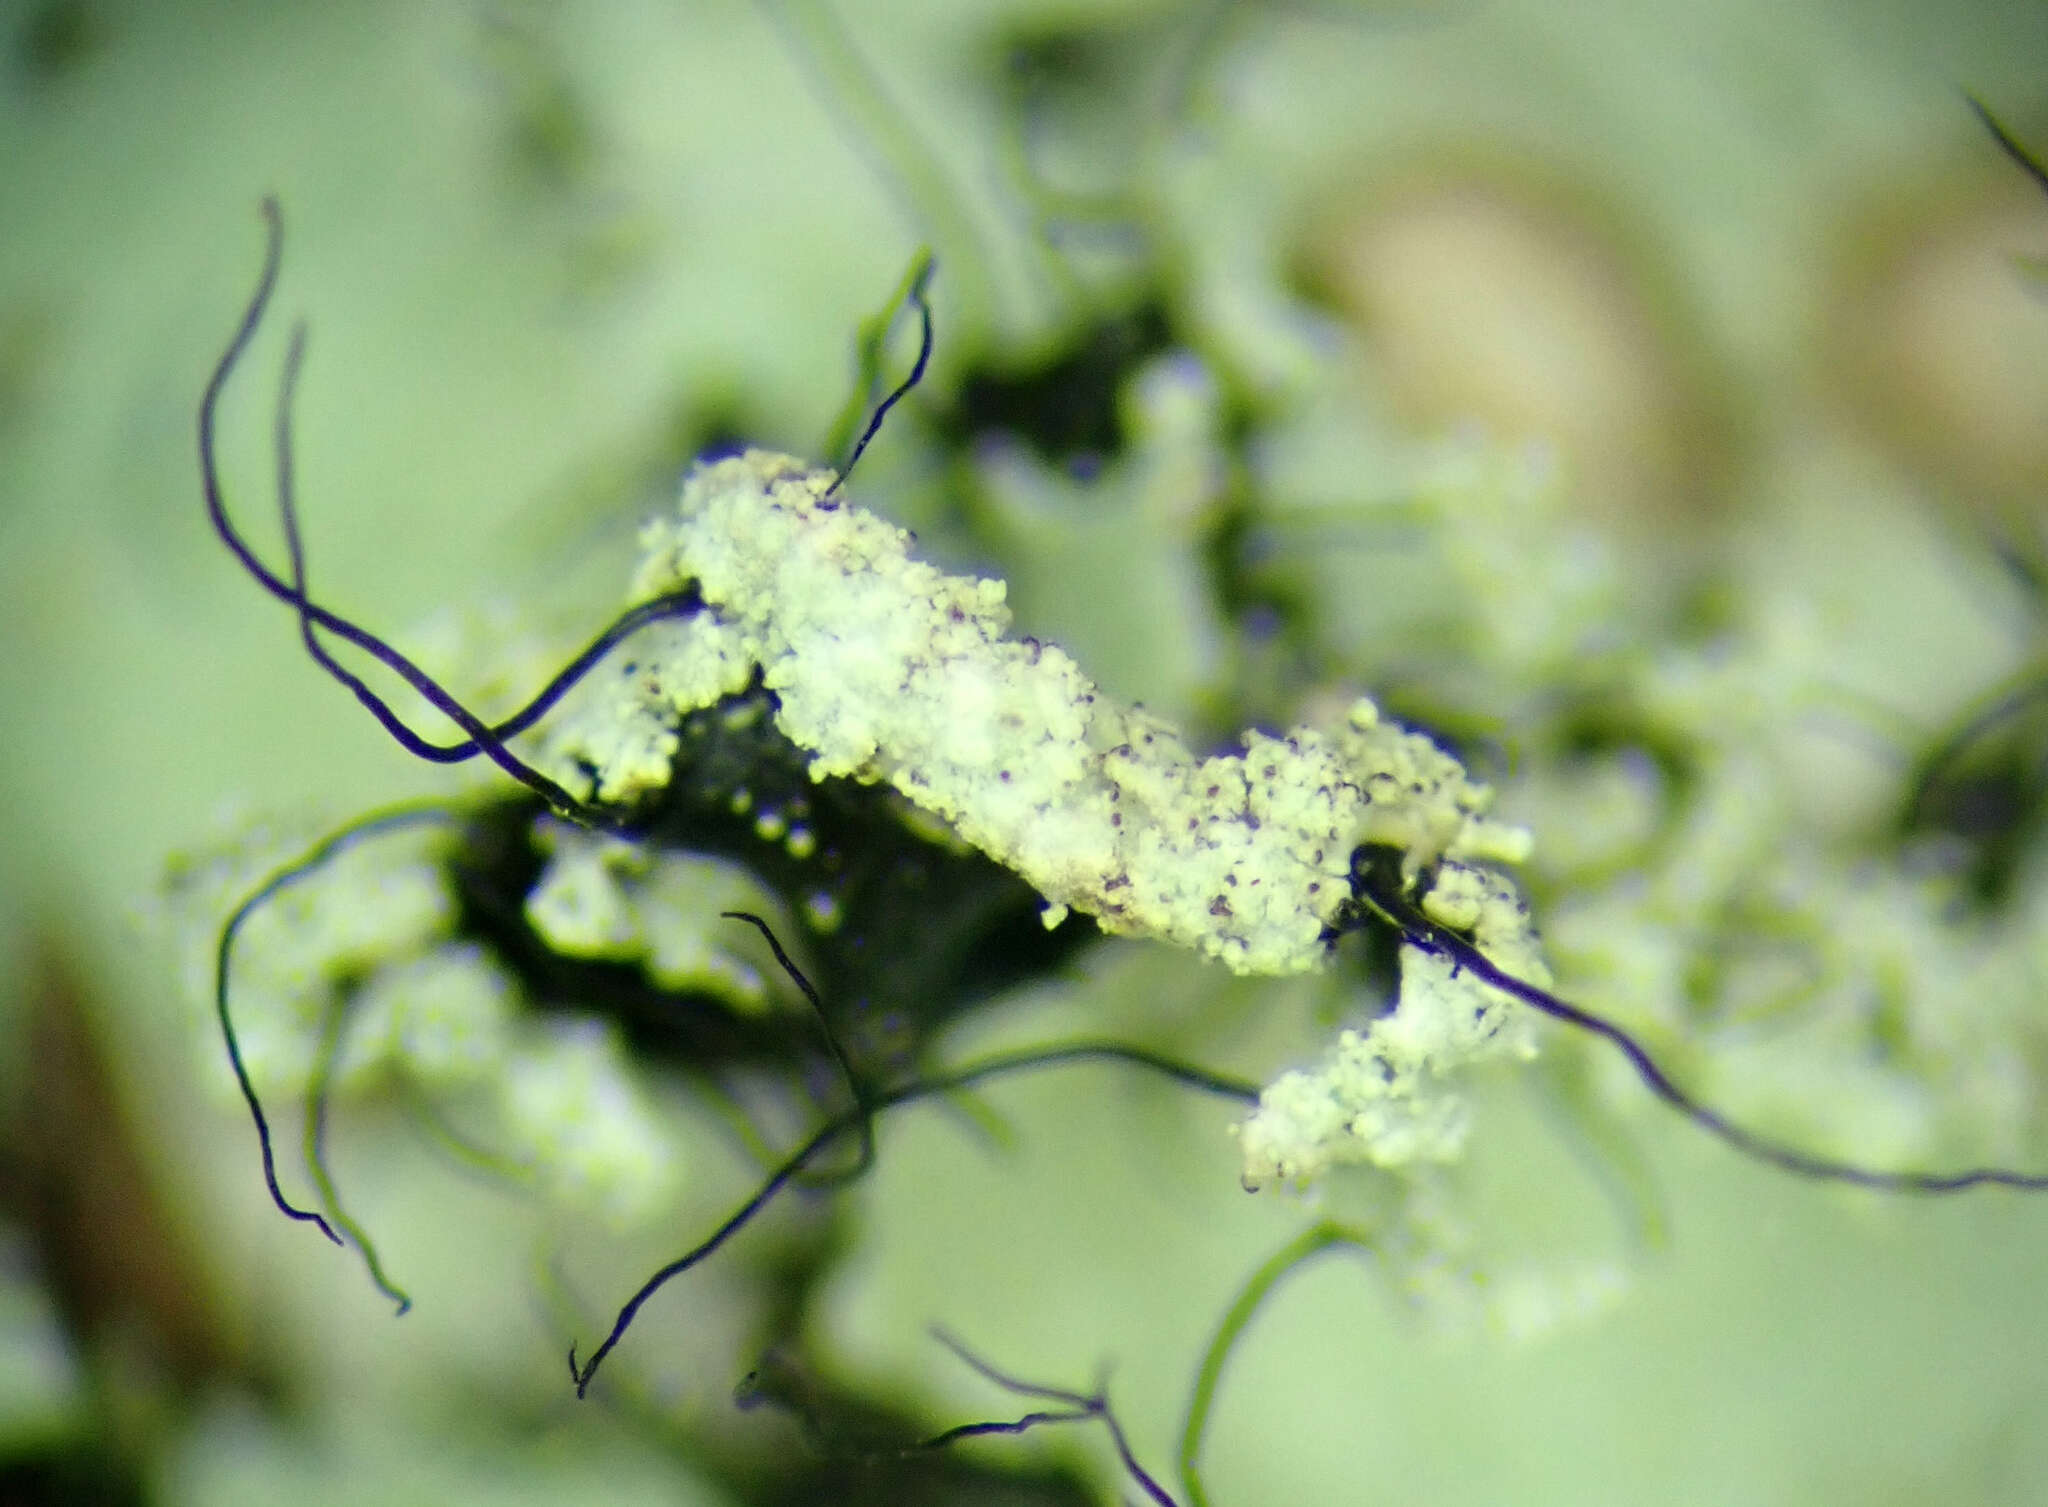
[3,1,2048,1503]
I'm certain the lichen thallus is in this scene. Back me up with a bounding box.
[198,196,2048,1498]
[197,197,1252,1331]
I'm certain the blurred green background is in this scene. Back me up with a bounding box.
[4,0,2048,1502]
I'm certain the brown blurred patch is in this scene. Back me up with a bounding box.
[1297,153,1737,531]
[0,936,245,1403]
[1822,130,2048,521]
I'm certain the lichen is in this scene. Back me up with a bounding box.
[164,822,692,1223]
[546,449,1534,984]
[1235,860,1545,1187]
[524,815,805,1012]
[499,1016,681,1227]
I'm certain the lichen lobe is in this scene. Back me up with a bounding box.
[555,450,1526,982]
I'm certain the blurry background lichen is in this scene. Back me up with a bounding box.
[4,0,2048,1503]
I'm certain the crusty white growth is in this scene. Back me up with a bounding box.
[1234,860,1546,1186]
[541,615,759,806]
[524,816,807,1013]
[546,450,1531,977]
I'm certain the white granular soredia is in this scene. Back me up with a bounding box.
[545,450,1531,978]
[1233,860,1548,1186]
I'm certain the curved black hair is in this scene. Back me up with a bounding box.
[1967,92,2048,202]
[200,199,703,830]
[914,1329,1179,1506]
[825,250,935,495]
[1345,849,2048,1195]
[567,1035,1258,1395]
[210,803,464,1262]
[204,200,939,825]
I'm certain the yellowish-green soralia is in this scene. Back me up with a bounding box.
[538,448,1551,1186]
